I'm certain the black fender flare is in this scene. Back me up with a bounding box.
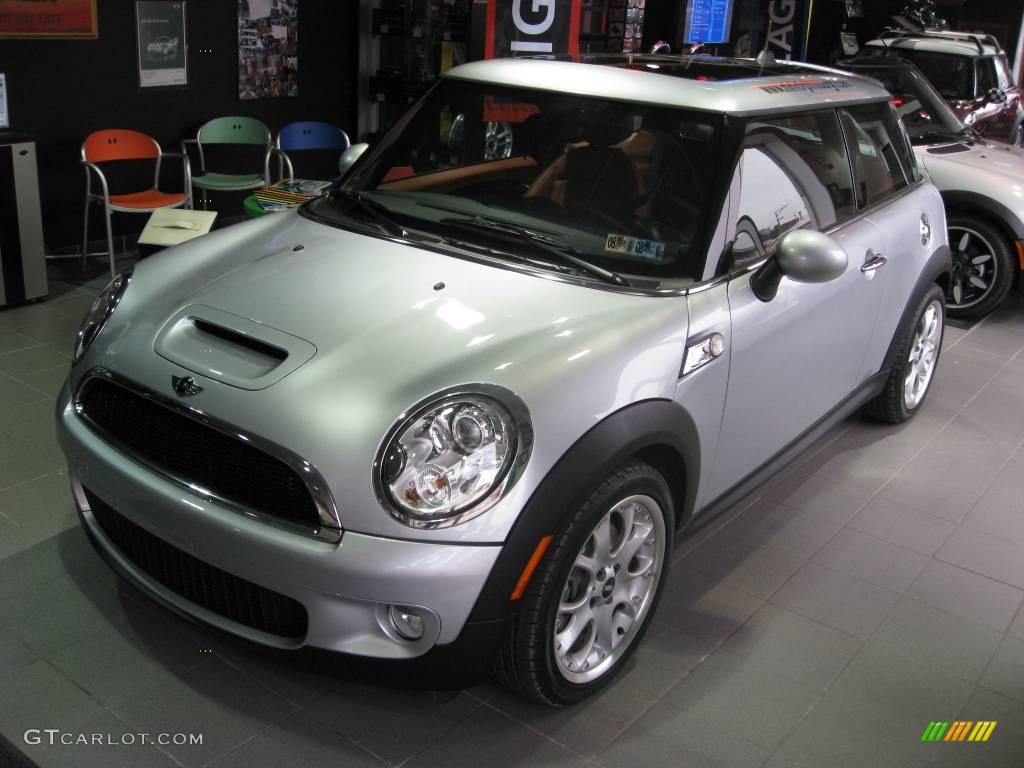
[941,190,1024,241]
[881,244,952,372]
[467,398,700,623]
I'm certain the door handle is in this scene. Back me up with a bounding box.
[861,250,887,272]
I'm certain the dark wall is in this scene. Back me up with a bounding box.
[0,0,360,250]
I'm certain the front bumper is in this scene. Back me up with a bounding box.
[56,385,502,659]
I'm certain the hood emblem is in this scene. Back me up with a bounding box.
[172,375,203,397]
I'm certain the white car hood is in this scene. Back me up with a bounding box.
[918,140,1024,216]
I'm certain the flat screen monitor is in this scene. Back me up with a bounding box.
[0,74,8,130]
[683,0,734,45]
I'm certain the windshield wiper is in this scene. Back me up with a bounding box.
[328,189,406,237]
[440,216,629,287]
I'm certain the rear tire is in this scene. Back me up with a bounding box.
[945,214,1015,319]
[865,284,944,424]
[496,460,673,706]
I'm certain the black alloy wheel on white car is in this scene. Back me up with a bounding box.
[497,460,673,705]
[945,214,1015,319]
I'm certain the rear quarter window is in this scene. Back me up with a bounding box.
[839,102,914,208]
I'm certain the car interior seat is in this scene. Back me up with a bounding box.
[525,114,639,225]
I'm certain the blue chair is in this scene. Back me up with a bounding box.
[272,121,350,180]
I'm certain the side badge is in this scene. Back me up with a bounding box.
[172,375,203,397]
[920,213,931,247]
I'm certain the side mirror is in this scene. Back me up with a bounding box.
[750,229,848,302]
[986,87,1008,103]
[338,142,369,178]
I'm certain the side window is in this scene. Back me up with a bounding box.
[839,103,911,209]
[734,111,854,260]
[976,58,998,97]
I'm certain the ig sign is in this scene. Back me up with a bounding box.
[485,0,581,58]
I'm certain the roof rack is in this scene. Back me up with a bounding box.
[877,28,1002,54]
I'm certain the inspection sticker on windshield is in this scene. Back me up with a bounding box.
[604,234,667,262]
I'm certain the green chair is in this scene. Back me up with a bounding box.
[183,116,271,210]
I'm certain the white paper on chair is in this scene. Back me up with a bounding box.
[139,209,218,247]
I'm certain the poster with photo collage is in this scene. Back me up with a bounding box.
[606,0,644,53]
[238,0,297,100]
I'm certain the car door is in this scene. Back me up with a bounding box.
[839,100,943,376]
[704,109,888,502]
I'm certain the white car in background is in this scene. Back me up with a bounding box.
[864,30,1023,146]
[147,36,179,57]
[839,54,1024,318]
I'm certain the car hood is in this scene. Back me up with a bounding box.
[919,139,1024,192]
[126,212,675,384]
[77,211,689,541]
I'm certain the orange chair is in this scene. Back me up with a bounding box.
[82,129,192,277]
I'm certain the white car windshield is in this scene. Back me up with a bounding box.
[320,80,725,283]
[846,62,966,144]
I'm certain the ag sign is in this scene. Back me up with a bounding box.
[485,0,581,58]
[764,0,809,61]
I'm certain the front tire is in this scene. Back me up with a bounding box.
[865,284,944,424]
[496,460,673,705]
[945,214,1015,319]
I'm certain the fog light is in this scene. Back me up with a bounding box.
[388,604,425,641]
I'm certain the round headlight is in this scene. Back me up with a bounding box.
[375,389,532,528]
[73,270,132,363]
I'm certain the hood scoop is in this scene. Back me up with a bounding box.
[926,143,971,155]
[154,305,316,390]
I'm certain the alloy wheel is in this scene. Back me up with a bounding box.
[483,121,514,160]
[904,299,942,410]
[553,494,665,684]
[947,226,998,310]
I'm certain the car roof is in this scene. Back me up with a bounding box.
[865,30,1002,57]
[443,54,891,116]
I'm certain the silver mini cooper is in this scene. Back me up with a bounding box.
[59,54,951,705]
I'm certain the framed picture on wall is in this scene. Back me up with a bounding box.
[238,0,299,100]
[0,0,98,38]
[136,1,188,88]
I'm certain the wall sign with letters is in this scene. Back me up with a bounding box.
[0,0,98,38]
[763,0,810,61]
[484,0,581,58]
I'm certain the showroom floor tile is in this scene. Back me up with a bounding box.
[0,273,1022,767]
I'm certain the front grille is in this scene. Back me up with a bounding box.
[86,487,308,639]
[77,377,319,530]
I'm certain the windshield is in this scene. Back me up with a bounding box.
[846,63,965,143]
[313,79,724,285]
[876,49,975,101]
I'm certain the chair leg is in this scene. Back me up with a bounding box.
[104,205,116,279]
[82,198,91,272]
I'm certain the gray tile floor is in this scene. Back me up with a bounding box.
[1,269,1023,767]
